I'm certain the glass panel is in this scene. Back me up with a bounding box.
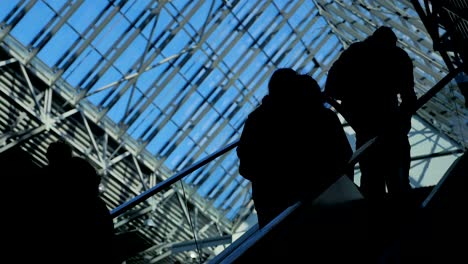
[10,1,55,45]
[0,1,20,22]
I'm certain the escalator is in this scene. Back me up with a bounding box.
[210,152,466,264]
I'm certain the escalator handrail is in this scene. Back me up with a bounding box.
[110,140,239,218]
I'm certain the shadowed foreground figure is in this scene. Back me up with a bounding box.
[237,68,353,228]
[325,26,417,201]
[1,145,43,262]
[0,142,118,263]
[42,140,117,263]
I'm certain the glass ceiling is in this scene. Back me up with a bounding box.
[1,0,349,220]
[0,0,467,262]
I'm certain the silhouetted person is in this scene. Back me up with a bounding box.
[237,68,353,228]
[325,26,417,201]
[0,144,42,262]
[43,140,116,263]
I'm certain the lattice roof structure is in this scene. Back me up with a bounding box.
[0,1,466,263]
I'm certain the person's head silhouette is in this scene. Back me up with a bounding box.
[367,26,397,48]
[268,68,297,98]
[297,74,323,107]
[46,140,72,165]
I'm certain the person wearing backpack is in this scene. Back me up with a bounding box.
[324,26,417,202]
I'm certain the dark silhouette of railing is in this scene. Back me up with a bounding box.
[110,140,239,218]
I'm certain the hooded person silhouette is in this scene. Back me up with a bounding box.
[238,68,353,227]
